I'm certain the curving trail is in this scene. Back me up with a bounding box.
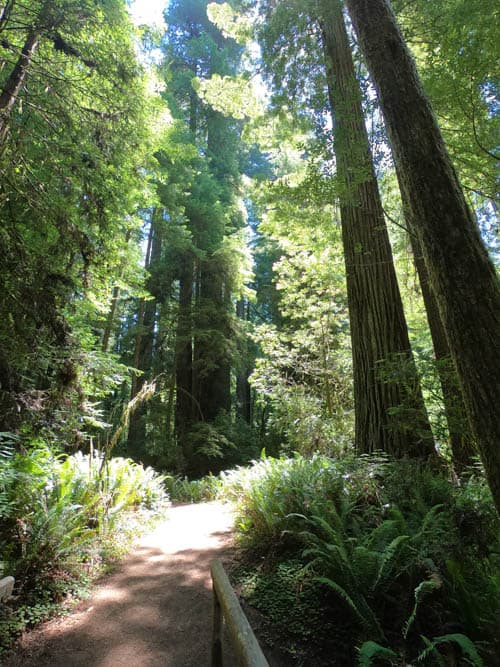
[5,502,238,667]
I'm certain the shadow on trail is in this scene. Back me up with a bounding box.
[5,505,237,667]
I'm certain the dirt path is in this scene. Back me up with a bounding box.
[5,502,238,667]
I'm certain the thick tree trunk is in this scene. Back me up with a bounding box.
[0,29,40,146]
[195,265,231,423]
[320,0,434,457]
[410,232,475,470]
[345,0,500,510]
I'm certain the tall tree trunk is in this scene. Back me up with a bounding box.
[191,108,234,432]
[127,216,161,460]
[320,0,434,457]
[0,29,40,146]
[410,228,475,470]
[101,231,132,353]
[345,0,500,510]
[101,286,120,353]
[175,256,194,468]
[236,298,251,423]
[195,264,231,423]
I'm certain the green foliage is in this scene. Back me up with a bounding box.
[249,172,353,456]
[394,0,498,203]
[418,633,484,666]
[234,559,344,664]
[0,442,169,654]
[164,474,223,503]
[222,456,500,664]
[220,453,368,552]
[358,642,397,667]
[0,0,158,437]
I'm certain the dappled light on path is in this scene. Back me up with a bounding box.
[5,502,236,667]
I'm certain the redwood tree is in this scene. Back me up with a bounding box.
[319,0,434,457]
[345,0,500,510]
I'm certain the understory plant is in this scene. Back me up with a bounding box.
[164,472,223,503]
[0,440,169,655]
[222,454,499,665]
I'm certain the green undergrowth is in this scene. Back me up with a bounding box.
[163,473,223,503]
[233,558,355,665]
[0,442,170,657]
[220,454,500,666]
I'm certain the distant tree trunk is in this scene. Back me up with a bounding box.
[345,0,500,510]
[0,29,40,146]
[102,231,132,353]
[236,299,251,423]
[127,216,160,460]
[101,286,120,354]
[175,256,194,468]
[191,108,234,433]
[130,221,154,397]
[126,292,157,461]
[320,0,434,457]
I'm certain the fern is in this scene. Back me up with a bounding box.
[417,634,484,666]
[358,641,398,666]
[372,534,410,592]
[404,577,442,639]
[317,576,384,640]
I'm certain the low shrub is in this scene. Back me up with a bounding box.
[163,473,223,503]
[0,442,170,656]
[222,454,500,665]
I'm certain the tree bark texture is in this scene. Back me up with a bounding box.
[345,0,500,510]
[195,264,231,423]
[320,0,434,457]
[410,230,475,470]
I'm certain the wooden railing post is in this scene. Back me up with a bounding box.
[212,583,223,666]
[210,559,269,667]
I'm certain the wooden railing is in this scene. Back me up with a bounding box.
[211,559,269,667]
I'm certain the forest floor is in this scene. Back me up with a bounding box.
[4,502,243,667]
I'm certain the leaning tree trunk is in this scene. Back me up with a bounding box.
[0,0,16,35]
[345,0,500,511]
[0,29,40,147]
[319,0,434,457]
[410,228,475,470]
